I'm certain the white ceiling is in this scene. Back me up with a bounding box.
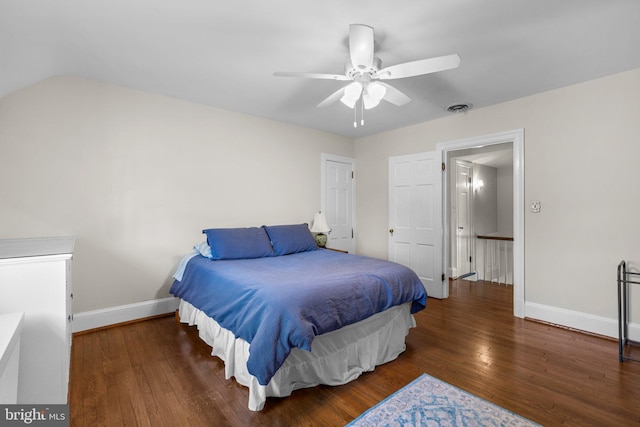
[1,0,639,138]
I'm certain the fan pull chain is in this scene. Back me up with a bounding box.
[353,103,357,128]
[352,96,367,128]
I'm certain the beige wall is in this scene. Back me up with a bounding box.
[355,68,640,325]
[0,77,352,312]
[2,68,639,331]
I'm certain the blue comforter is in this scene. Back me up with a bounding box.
[170,249,427,385]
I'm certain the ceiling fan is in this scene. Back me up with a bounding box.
[274,24,460,125]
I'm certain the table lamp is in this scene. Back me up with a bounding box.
[310,211,331,247]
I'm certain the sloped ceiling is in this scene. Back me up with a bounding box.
[1,0,639,138]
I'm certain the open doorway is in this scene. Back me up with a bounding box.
[438,129,524,318]
[448,144,514,284]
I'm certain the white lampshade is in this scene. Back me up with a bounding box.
[310,211,330,233]
[363,82,386,109]
[340,82,363,109]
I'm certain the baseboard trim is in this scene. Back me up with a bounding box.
[72,297,179,333]
[72,298,639,342]
[524,301,640,341]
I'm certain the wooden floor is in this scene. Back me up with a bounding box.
[70,280,640,426]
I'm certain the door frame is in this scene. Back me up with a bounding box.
[320,153,356,254]
[438,129,525,318]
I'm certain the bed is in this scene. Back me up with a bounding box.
[170,224,427,411]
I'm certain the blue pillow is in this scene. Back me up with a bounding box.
[203,227,274,260]
[263,224,319,256]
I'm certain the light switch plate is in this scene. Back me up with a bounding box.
[531,201,541,213]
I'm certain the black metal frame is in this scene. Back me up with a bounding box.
[617,260,640,362]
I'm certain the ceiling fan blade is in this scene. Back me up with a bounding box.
[378,54,461,80]
[377,82,411,106]
[349,24,374,70]
[317,86,347,108]
[274,71,350,81]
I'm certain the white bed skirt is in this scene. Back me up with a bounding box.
[178,300,416,411]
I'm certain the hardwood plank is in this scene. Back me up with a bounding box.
[82,332,103,426]
[98,330,125,427]
[69,280,640,426]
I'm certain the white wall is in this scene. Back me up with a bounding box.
[472,164,498,236]
[0,77,353,313]
[354,68,640,333]
[497,165,514,236]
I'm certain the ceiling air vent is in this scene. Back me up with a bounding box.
[446,103,472,113]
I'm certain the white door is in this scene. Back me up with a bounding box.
[455,160,473,277]
[323,155,354,253]
[389,151,445,298]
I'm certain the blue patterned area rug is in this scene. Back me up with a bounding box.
[346,374,540,427]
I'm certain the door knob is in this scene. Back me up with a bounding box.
[389,229,394,235]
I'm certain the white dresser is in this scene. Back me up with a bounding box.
[0,236,74,404]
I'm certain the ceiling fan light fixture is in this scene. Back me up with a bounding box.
[340,82,363,108]
[363,82,386,109]
[362,93,378,109]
